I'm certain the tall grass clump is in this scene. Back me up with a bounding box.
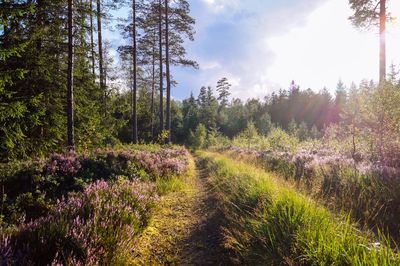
[198,151,399,265]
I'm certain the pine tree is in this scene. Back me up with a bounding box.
[158,0,164,133]
[216,77,231,110]
[182,92,198,139]
[165,0,172,142]
[334,79,347,123]
[137,0,160,140]
[349,0,388,83]
[97,0,107,114]
[89,0,96,76]
[132,0,138,144]
[67,0,75,149]
[0,1,34,159]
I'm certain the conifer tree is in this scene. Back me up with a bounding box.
[132,0,138,143]
[89,0,96,76]
[349,0,389,83]
[67,0,75,148]
[158,0,164,132]
[97,0,106,114]
[216,77,231,110]
[165,0,171,142]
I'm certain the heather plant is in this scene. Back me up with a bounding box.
[1,146,190,227]
[219,145,400,242]
[2,178,158,265]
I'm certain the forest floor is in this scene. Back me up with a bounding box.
[130,157,232,265]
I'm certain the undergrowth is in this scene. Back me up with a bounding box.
[198,151,399,265]
[0,145,192,265]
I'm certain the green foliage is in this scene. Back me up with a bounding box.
[241,120,259,148]
[255,112,272,136]
[189,123,207,150]
[266,127,299,152]
[310,125,320,139]
[349,0,385,29]
[297,121,309,141]
[157,130,170,144]
[205,127,219,148]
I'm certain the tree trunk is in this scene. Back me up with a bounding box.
[165,0,171,143]
[151,33,156,140]
[158,0,164,133]
[96,0,106,115]
[132,0,138,144]
[89,0,95,76]
[379,0,386,83]
[67,0,75,149]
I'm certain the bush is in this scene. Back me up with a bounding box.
[2,178,158,265]
[189,124,207,150]
[266,127,299,152]
[0,146,190,227]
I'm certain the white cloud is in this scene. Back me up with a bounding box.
[174,0,400,100]
[200,60,222,71]
[201,0,239,13]
[183,0,329,100]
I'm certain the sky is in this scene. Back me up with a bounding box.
[107,0,400,100]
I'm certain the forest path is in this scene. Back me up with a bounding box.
[130,156,233,265]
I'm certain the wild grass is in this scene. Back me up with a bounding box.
[219,146,400,243]
[198,151,399,265]
[155,155,196,195]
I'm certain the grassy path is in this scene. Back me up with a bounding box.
[130,156,232,265]
[129,151,399,265]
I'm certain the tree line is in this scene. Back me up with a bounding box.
[0,0,196,160]
[0,0,396,161]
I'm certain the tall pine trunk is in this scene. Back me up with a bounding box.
[379,0,386,83]
[165,0,171,143]
[158,0,164,133]
[151,33,156,140]
[67,0,75,149]
[89,0,95,76]
[97,0,106,115]
[132,0,138,144]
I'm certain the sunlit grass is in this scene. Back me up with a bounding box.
[198,151,399,265]
[156,155,196,195]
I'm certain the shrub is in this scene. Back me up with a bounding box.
[189,124,207,150]
[266,127,299,152]
[1,146,190,227]
[2,178,158,265]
